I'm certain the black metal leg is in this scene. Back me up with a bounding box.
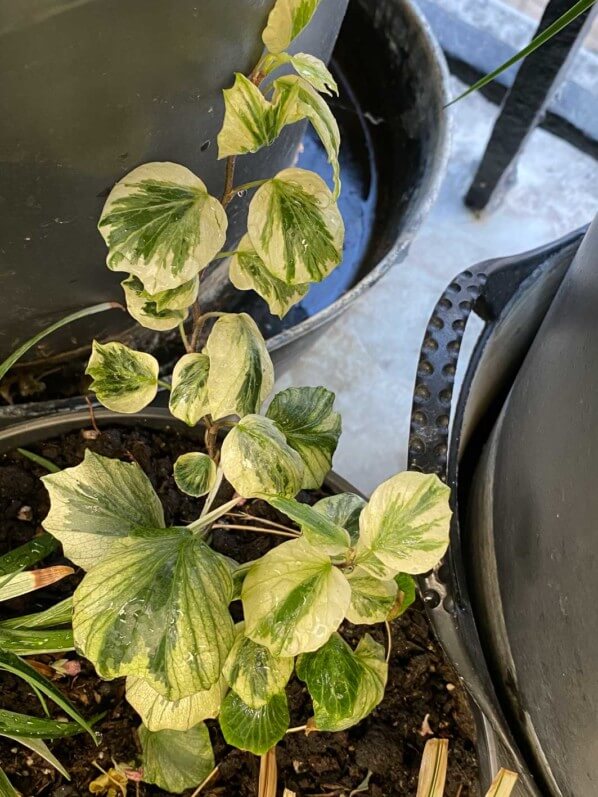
[465,0,596,212]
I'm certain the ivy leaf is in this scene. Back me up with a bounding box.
[229,234,309,318]
[266,386,341,489]
[168,353,210,427]
[221,415,304,499]
[41,450,165,570]
[285,52,338,95]
[222,623,293,709]
[247,167,344,285]
[354,473,451,577]
[121,275,198,332]
[387,573,417,620]
[206,313,274,420]
[86,341,159,414]
[219,690,289,755]
[242,536,350,656]
[174,453,217,498]
[345,567,398,625]
[98,162,228,294]
[126,676,224,733]
[312,493,366,545]
[73,530,234,701]
[296,633,387,731]
[265,496,350,557]
[262,0,321,54]
[273,76,341,198]
[139,723,214,794]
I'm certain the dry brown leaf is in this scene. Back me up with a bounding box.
[485,768,519,797]
[258,748,278,797]
[416,738,449,797]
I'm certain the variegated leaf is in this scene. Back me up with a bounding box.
[296,633,387,731]
[274,76,341,197]
[221,415,304,499]
[126,676,224,732]
[206,313,274,420]
[286,52,338,95]
[41,450,165,570]
[265,495,350,557]
[262,0,321,54]
[222,623,293,709]
[139,723,214,794]
[242,536,350,656]
[168,353,210,427]
[86,341,159,413]
[312,493,366,545]
[229,234,309,318]
[219,690,289,755]
[247,167,344,285]
[266,386,341,489]
[98,162,227,293]
[121,275,198,332]
[345,567,398,625]
[354,472,451,577]
[73,530,234,700]
[173,452,217,498]
[0,566,73,602]
[388,573,417,620]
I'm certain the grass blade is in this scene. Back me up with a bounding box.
[16,448,60,474]
[416,738,449,797]
[0,534,59,577]
[1,735,70,780]
[485,768,519,797]
[0,767,19,797]
[0,301,121,381]
[0,597,73,630]
[0,708,84,739]
[0,566,73,602]
[0,627,74,655]
[449,0,597,104]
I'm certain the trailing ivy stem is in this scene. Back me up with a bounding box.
[190,764,219,797]
[212,523,298,539]
[188,496,244,533]
[178,320,193,353]
[220,154,237,209]
[385,620,392,664]
[200,466,224,518]
[157,379,171,391]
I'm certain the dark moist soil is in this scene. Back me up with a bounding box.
[0,424,479,797]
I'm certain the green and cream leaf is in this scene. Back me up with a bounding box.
[86,341,159,414]
[247,167,344,285]
[266,386,341,489]
[121,275,198,332]
[98,162,227,293]
[387,573,417,620]
[262,0,321,53]
[173,453,217,498]
[139,723,214,794]
[312,493,366,545]
[219,690,289,755]
[266,495,350,556]
[73,530,234,700]
[206,313,274,420]
[296,633,387,731]
[221,415,304,499]
[345,567,398,625]
[286,52,338,95]
[168,353,210,427]
[242,536,350,656]
[126,676,224,732]
[41,450,165,570]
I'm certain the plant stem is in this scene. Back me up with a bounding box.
[385,620,392,664]
[190,765,219,797]
[157,379,171,391]
[212,523,298,539]
[220,155,238,209]
[178,321,193,353]
[200,466,224,518]
[188,496,243,533]
[233,178,268,194]
[226,512,299,534]
[286,725,307,734]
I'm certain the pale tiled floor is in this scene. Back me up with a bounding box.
[273,76,598,495]
[505,0,598,52]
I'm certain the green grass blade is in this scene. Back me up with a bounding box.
[0,566,73,602]
[0,627,74,655]
[0,534,59,577]
[449,0,597,104]
[16,448,61,474]
[0,767,19,797]
[1,735,70,780]
[0,597,73,630]
[0,301,121,381]
[0,708,83,739]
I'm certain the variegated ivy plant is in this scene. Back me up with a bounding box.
[38,0,452,792]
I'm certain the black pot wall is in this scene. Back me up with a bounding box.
[0,0,347,359]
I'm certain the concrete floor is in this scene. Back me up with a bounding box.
[273,76,598,494]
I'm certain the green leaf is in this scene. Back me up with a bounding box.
[42,450,165,570]
[312,493,366,545]
[206,313,274,421]
[0,597,72,630]
[0,736,70,781]
[296,633,387,731]
[0,566,73,602]
[139,723,214,794]
[0,709,84,739]
[354,472,451,577]
[388,573,417,620]
[247,167,343,285]
[0,533,58,577]
[345,567,397,625]
[274,76,341,197]
[223,623,293,709]
[0,767,19,797]
[219,690,289,755]
[98,162,228,294]
[121,274,198,332]
[266,386,341,489]
[242,536,350,656]
[262,0,321,54]
[0,651,94,739]
[286,52,338,95]
[73,531,233,700]
[0,627,74,655]
[86,340,159,414]
[173,453,217,498]
[229,234,309,318]
[221,415,304,499]
[168,353,211,427]
[126,676,224,733]
[265,495,350,557]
